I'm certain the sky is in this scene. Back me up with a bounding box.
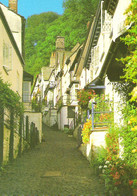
[0,0,64,19]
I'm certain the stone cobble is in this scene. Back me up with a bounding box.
[0,125,105,195]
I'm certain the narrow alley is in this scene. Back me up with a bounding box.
[0,125,105,195]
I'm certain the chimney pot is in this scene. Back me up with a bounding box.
[56,36,65,50]
[9,0,18,13]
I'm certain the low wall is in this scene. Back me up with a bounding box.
[74,126,107,162]
[24,112,42,143]
[3,126,29,165]
[3,126,10,164]
[0,107,41,167]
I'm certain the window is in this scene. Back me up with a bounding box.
[3,41,12,72]
[23,81,31,102]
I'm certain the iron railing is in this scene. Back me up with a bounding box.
[87,101,113,130]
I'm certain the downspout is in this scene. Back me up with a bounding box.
[101,1,104,32]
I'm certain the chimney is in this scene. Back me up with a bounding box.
[9,0,18,13]
[56,36,65,50]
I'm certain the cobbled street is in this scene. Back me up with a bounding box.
[0,125,105,195]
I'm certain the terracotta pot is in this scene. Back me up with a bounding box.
[133,188,137,196]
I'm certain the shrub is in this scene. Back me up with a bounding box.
[81,119,92,144]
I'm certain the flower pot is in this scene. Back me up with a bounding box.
[133,188,137,196]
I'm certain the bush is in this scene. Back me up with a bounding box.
[63,128,74,135]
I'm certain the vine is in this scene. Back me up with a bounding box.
[120,0,137,88]
[0,78,24,115]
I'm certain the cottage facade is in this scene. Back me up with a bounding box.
[0,2,25,97]
[74,0,132,160]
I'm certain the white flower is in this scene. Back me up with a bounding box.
[105,161,110,164]
[99,165,103,169]
[104,165,107,168]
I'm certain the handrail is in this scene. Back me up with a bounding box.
[89,101,113,130]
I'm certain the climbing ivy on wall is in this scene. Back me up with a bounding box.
[0,78,24,115]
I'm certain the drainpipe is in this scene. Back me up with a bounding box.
[101,1,104,32]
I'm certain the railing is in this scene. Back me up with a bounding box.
[102,11,112,34]
[87,101,113,130]
[56,94,78,110]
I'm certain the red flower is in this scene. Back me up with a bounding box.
[129,180,133,186]
[113,172,120,180]
[107,156,112,161]
[115,181,121,185]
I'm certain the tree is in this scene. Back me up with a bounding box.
[25,0,99,76]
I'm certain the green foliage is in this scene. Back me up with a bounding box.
[25,12,59,75]
[118,1,137,92]
[25,0,99,76]
[63,127,73,135]
[115,0,137,174]
[81,119,92,144]
[0,78,23,115]
[31,92,47,112]
[120,103,137,168]
[90,146,107,172]
[102,158,134,195]
[101,126,135,195]
[114,1,137,102]
[90,124,136,195]
[105,125,120,162]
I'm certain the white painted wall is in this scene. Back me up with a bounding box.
[113,0,132,41]
[80,130,107,162]
[57,106,68,130]
[43,109,57,127]
[1,4,23,53]
[79,69,86,89]
[105,77,124,125]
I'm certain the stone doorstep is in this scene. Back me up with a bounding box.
[92,127,108,132]
[41,171,62,178]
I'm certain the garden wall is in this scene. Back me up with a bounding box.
[0,108,41,167]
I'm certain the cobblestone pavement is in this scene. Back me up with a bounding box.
[0,125,105,195]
